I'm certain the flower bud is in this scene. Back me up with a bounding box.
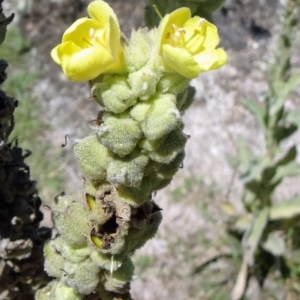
[157,73,189,94]
[52,193,91,248]
[129,101,152,122]
[35,281,82,300]
[61,244,92,264]
[90,251,125,272]
[124,28,153,72]
[149,176,172,191]
[107,151,148,188]
[54,282,83,300]
[102,258,134,293]
[44,238,64,279]
[97,112,142,157]
[92,75,137,114]
[148,129,187,163]
[178,85,196,111]
[74,135,109,183]
[117,178,151,207]
[62,259,100,295]
[156,151,185,179]
[128,67,158,100]
[137,136,166,152]
[140,94,180,140]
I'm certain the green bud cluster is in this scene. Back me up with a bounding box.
[40,26,195,300]
[84,28,195,207]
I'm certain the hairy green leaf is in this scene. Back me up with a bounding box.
[270,197,300,220]
[285,109,300,126]
[270,161,300,185]
[261,231,285,256]
[243,208,269,266]
[276,145,297,167]
[274,124,298,143]
[287,73,300,91]
[240,98,266,128]
[270,74,300,116]
[236,136,253,173]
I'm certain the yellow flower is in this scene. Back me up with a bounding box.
[51,0,123,81]
[158,8,227,78]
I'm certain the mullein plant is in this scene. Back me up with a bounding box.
[36,1,227,299]
[224,1,300,299]
[0,1,51,299]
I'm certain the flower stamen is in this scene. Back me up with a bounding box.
[166,25,186,47]
[89,28,95,38]
[95,36,107,48]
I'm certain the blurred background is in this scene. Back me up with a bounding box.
[1,0,300,299]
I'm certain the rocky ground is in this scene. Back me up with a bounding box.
[3,0,300,299]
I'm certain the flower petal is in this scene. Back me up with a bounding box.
[200,20,220,49]
[184,18,220,54]
[55,41,81,66]
[161,44,201,78]
[62,18,102,47]
[166,7,191,27]
[57,41,114,81]
[51,45,62,65]
[184,17,206,54]
[106,16,121,59]
[158,8,191,50]
[87,0,119,28]
[193,48,227,71]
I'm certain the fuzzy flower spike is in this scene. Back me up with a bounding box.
[158,7,227,78]
[51,0,123,81]
[39,2,228,299]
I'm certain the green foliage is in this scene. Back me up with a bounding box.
[226,1,300,298]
